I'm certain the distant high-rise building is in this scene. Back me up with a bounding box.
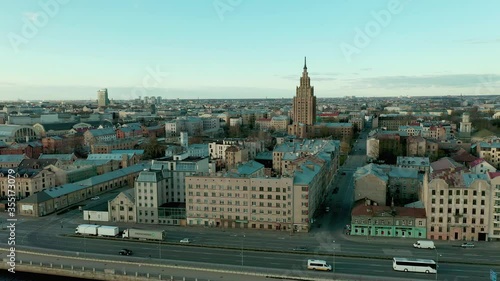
[292,57,316,125]
[288,57,318,138]
[97,88,110,107]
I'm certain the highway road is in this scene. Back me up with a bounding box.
[1,130,499,280]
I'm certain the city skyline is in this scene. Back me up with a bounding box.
[1,0,500,100]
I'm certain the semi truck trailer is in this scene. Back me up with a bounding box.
[97,226,119,237]
[122,229,165,241]
[75,224,100,235]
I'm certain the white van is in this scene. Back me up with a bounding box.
[307,259,332,271]
[413,240,435,249]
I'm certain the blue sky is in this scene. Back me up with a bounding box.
[1,0,500,100]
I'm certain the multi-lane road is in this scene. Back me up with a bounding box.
[1,130,499,280]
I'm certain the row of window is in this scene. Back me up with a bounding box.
[353,219,422,226]
[138,210,155,216]
[431,207,485,215]
[431,198,486,205]
[187,184,292,193]
[111,206,133,211]
[431,189,486,197]
[430,217,484,224]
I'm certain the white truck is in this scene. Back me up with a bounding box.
[413,240,436,249]
[75,224,100,235]
[97,226,119,237]
[122,229,165,241]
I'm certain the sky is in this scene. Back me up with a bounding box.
[1,0,500,101]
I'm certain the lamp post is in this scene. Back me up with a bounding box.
[332,240,336,274]
[435,249,442,280]
[159,238,161,259]
[240,233,245,266]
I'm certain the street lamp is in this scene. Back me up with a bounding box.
[332,240,336,274]
[435,249,442,280]
[241,233,245,266]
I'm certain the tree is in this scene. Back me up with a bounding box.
[142,137,166,160]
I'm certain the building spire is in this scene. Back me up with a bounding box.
[303,56,307,70]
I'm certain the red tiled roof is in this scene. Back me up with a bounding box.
[351,202,426,218]
[469,158,484,168]
[488,172,500,179]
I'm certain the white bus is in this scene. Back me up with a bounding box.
[393,257,437,274]
[307,259,332,271]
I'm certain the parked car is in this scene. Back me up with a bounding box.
[180,238,192,243]
[461,242,475,248]
[119,249,132,255]
[292,246,308,251]
[325,207,330,212]
[341,172,346,175]
[91,196,100,200]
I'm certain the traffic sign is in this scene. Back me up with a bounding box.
[491,269,497,281]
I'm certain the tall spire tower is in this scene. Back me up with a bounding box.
[292,57,316,125]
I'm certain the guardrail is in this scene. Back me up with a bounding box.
[0,247,432,281]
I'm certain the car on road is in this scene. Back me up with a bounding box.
[461,242,475,248]
[119,249,132,255]
[180,238,192,243]
[90,196,100,200]
[332,187,339,194]
[341,172,346,175]
[325,207,330,212]
[292,246,308,251]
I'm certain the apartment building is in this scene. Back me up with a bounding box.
[41,134,84,154]
[209,138,264,161]
[91,138,139,154]
[488,172,500,241]
[185,159,329,232]
[0,155,29,168]
[0,142,43,159]
[378,114,411,130]
[109,188,136,223]
[424,172,491,241]
[255,119,271,131]
[116,123,143,139]
[151,154,210,203]
[135,169,168,224]
[185,139,339,232]
[84,127,116,146]
[165,117,203,137]
[406,136,426,157]
[476,142,500,169]
[272,139,339,175]
[351,200,427,238]
[399,125,423,137]
[397,156,431,173]
[270,116,289,132]
[225,146,249,169]
[353,164,389,206]
[0,168,56,199]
